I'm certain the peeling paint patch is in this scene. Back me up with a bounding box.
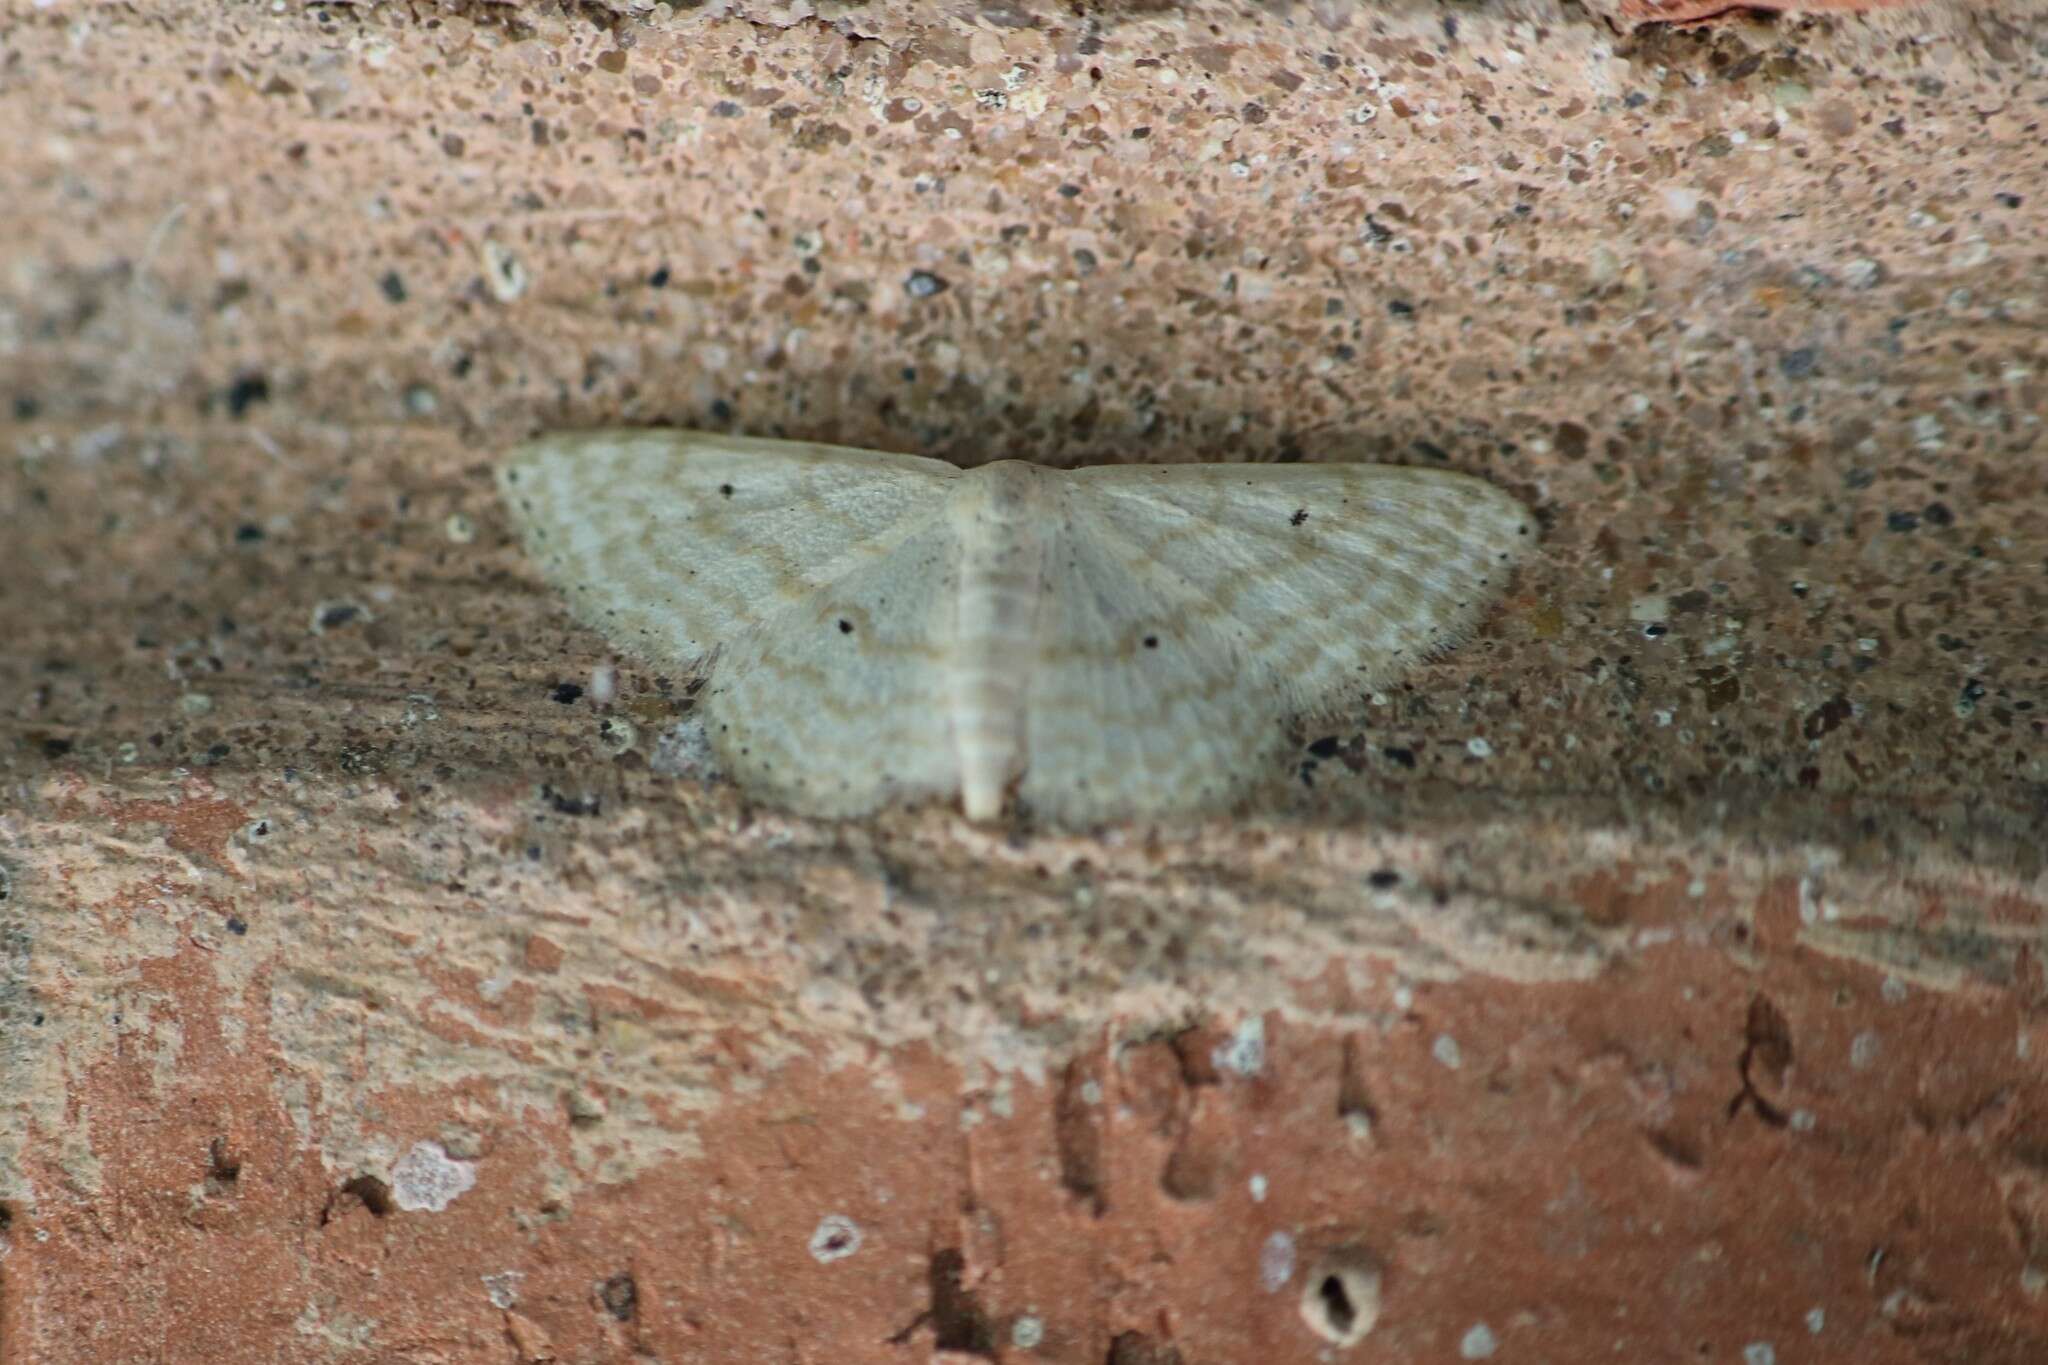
[103,790,250,870]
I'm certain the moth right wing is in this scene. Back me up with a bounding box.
[1018,461,1533,824]
[1063,462,1534,705]
[1019,500,1284,826]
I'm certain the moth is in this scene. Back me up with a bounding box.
[499,431,1533,825]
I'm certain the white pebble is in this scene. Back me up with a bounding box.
[482,239,529,302]
[1460,1322,1498,1358]
[1259,1230,1296,1292]
[481,1270,522,1309]
[1212,1017,1266,1077]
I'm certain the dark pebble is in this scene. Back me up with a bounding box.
[1778,347,1817,378]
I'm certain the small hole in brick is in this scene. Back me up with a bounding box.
[1317,1276,1355,1335]
[323,1174,394,1223]
[600,1272,638,1322]
[1299,1249,1381,1346]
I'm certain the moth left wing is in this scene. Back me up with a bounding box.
[498,430,961,670]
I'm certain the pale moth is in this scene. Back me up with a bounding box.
[499,431,1534,826]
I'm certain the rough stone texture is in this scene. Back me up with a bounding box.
[2,0,2045,1362]
[1618,0,1918,26]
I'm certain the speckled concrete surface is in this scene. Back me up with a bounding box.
[2,1,2046,1361]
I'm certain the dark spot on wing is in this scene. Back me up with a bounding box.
[838,619,854,634]
[551,682,584,704]
[1290,508,1309,526]
[1143,635,1159,649]
[719,483,735,497]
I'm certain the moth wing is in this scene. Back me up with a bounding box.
[498,430,959,669]
[704,516,964,818]
[1020,502,1277,825]
[1064,462,1534,703]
